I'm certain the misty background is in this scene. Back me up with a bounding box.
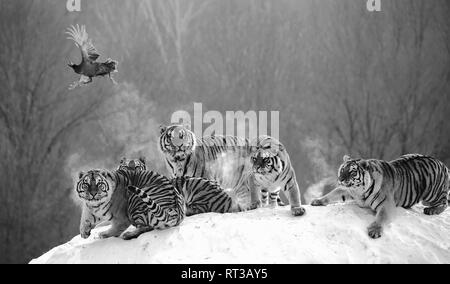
[0,0,449,263]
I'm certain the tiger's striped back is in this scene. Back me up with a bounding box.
[172,176,249,216]
[114,169,186,229]
[390,155,449,210]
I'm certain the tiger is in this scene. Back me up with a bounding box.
[248,135,306,216]
[311,154,450,239]
[75,168,185,240]
[118,156,248,216]
[117,157,147,172]
[158,124,285,207]
[172,176,249,216]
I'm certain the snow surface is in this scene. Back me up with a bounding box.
[30,204,450,264]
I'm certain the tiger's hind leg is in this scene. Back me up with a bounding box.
[424,203,447,215]
[423,191,448,215]
[186,205,207,216]
[127,185,185,227]
[122,226,153,240]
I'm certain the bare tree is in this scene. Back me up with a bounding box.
[0,0,111,263]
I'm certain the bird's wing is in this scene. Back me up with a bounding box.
[66,24,100,62]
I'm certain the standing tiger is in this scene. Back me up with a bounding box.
[311,154,450,239]
[248,136,306,216]
[158,124,284,207]
[76,167,185,240]
[159,125,252,189]
[118,157,250,216]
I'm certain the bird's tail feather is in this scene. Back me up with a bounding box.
[66,24,87,47]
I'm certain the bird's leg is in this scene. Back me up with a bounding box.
[108,73,118,85]
[70,75,92,90]
[79,77,92,88]
[84,77,93,85]
[68,81,81,90]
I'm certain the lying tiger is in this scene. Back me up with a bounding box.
[120,157,250,216]
[75,164,185,240]
[248,136,306,216]
[311,154,450,238]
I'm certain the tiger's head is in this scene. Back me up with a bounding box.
[250,136,286,178]
[337,155,370,188]
[159,124,196,162]
[117,157,147,172]
[76,170,115,205]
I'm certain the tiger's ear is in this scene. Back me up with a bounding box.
[358,160,371,171]
[343,155,351,162]
[159,125,167,135]
[139,157,146,164]
[120,157,126,164]
[100,170,111,179]
[183,123,191,131]
[276,143,285,153]
[78,171,85,179]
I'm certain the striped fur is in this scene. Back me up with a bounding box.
[118,156,248,216]
[172,176,248,216]
[76,168,185,240]
[311,154,450,238]
[249,136,305,216]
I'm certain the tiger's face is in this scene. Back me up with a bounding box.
[337,155,367,188]
[118,157,147,172]
[76,170,115,204]
[159,125,196,162]
[250,136,285,177]
[251,151,283,176]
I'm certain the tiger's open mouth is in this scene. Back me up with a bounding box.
[173,152,188,162]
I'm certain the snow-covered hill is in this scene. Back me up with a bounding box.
[30,204,450,264]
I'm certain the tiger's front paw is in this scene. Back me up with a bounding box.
[291,206,306,216]
[311,198,328,206]
[367,222,383,239]
[80,224,92,239]
[98,229,121,239]
[80,230,91,239]
[249,200,262,210]
[121,231,140,240]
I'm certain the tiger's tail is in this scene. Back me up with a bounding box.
[447,167,450,205]
[225,186,252,212]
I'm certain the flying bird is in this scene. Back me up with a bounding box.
[66,24,118,90]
